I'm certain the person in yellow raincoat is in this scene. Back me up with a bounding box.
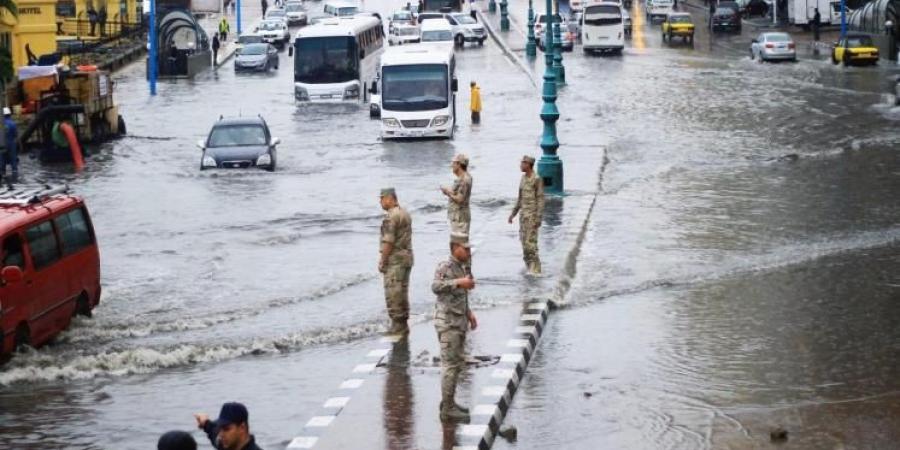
[470,81,482,124]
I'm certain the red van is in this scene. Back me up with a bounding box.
[0,185,101,357]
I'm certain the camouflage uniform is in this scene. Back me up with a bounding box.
[448,172,473,235]
[381,205,413,327]
[432,254,471,411]
[512,170,544,271]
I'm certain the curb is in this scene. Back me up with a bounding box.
[477,10,539,88]
[453,301,550,450]
[286,335,402,449]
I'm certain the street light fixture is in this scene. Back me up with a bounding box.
[537,0,563,194]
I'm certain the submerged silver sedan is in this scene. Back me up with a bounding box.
[750,32,797,62]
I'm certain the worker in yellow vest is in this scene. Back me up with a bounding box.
[470,81,481,124]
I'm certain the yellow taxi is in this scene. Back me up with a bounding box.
[832,33,879,66]
[661,12,695,45]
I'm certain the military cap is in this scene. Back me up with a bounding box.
[452,153,469,166]
[522,155,536,165]
[450,232,470,248]
[380,187,396,197]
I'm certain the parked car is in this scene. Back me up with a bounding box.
[0,185,101,358]
[661,12,694,44]
[255,19,291,48]
[198,116,280,171]
[284,1,308,26]
[234,43,279,72]
[535,13,574,51]
[710,5,741,32]
[389,23,421,45]
[831,33,879,66]
[750,32,796,62]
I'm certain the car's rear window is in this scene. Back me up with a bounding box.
[765,34,789,42]
[847,36,873,46]
[209,125,268,147]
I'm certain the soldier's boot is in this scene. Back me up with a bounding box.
[439,401,470,423]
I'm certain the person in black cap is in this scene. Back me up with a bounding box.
[194,402,263,450]
[158,430,197,450]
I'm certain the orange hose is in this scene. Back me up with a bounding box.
[59,122,84,170]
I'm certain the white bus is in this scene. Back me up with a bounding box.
[582,1,625,54]
[377,45,458,139]
[291,16,384,102]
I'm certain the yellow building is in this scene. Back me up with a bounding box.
[0,0,59,70]
[58,0,140,37]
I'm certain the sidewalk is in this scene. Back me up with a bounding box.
[197,3,265,69]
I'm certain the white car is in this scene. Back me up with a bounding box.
[389,23,421,45]
[284,1,308,26]
[419,18,456,52]
[388,9,415,32]
[420,12,486,47]
[255,19,291,48]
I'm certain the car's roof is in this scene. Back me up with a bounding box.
[0,195,83,232]
[382,45,453,65]
[296,15,381,38]
[420,18,453,31]
[668,12,691,16]
[215,117,267,127]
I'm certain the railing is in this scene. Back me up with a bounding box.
[59,17,147,41]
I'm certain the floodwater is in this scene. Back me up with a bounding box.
[2,0,899,448]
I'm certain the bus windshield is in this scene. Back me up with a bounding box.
[294,36,359,84]
[382,64,449,111]
[584,5,622,25]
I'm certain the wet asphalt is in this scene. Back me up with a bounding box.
[1,0,898,448]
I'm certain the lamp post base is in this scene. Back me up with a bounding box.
[537,155,564,195]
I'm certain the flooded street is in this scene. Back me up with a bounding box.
[1,0,898,448]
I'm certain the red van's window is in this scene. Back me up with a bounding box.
[55,208,93,255]
[2,234,25,269]
[25,221,61,270]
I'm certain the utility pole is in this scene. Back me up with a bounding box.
[537,0,563,194]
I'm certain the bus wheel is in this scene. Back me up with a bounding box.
[14,324,30,352]
[76,294,93,318]
[455,34,465,47]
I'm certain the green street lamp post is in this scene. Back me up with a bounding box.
[551,1,565,85]
[489,0,497,13]
[500,0,510,31]
[526,0,537,57]
[537,0,563,194]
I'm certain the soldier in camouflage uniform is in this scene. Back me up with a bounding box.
[432,232,478,422]
[441,153,472,235]
[508,155,544,274]
[379,188,414,335]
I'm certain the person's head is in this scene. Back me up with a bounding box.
[212,402,250,450]
[449,233,471,261]
[157,430,197,450]
[380,187,398,210]
[520,155,535,173]
[451,153,469,174]
[2,107,10,118]
[470,81,477,89]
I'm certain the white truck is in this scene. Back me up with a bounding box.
[786,0,841,27]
